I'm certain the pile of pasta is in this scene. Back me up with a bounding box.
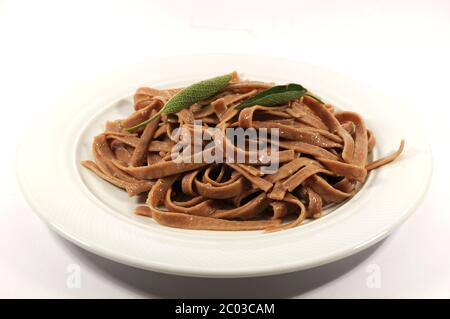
[82,75,404,232]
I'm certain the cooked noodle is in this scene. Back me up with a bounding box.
[81,73,404,232]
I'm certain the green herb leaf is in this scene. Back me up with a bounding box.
[126,73,233,133]
[305,93,324,104]
[235,83,307,110]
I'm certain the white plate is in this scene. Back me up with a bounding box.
[17,54,432,278]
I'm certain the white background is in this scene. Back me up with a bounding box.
[1,0,449,298]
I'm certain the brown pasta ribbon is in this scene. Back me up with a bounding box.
[82,75,404,232]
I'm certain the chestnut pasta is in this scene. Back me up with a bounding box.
[81,73,404,232]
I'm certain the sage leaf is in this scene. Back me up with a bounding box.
[126,73,233,133]
[235,83,307,110]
